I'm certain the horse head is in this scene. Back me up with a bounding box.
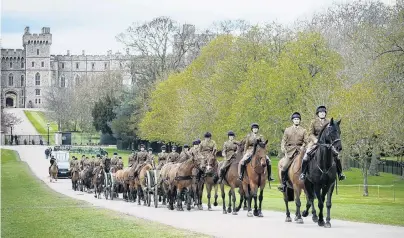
[319,118,342,155]
[252,139,268,171]
[204,153,217,174]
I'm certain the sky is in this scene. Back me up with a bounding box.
[0,0,397,55]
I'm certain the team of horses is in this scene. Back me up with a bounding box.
[64,118,342,228]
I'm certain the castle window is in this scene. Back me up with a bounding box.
[21,62,24,68]
[37,49,39,55]
[76,62,79,69]
[21,75,25,87]
[38,99,41,104]
[104,63,108,69]
[75,75,80,86]
[35,89,41,96]
[61,63,65,69]
[61,75,66,87]
[8,74,14,86]
[92,63,95,70]
[41,61,44,67]
[10,62,12,68]
[35,73,41,86]
[32,62,35,67]
[35,99,37,104]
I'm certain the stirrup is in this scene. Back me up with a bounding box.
[338,173,346,181]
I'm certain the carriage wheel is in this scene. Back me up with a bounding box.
[104,186,108,200]
[154,185,159,208]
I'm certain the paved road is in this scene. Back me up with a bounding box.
[2,145,403,238]
[3,108,40,135]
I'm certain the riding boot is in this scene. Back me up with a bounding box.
[299,159,309,181]
[279,170,288,192]
[238,163,246,181]
[266,158,275,182]
[335,157,346,181]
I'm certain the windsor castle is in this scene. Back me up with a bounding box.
[1,25,203,108]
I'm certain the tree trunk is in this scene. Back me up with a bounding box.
[369,149,379,176]
[363,157,369,196]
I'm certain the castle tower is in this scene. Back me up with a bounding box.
[23,26,52,108]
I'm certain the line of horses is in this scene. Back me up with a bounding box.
[67,118,342,228]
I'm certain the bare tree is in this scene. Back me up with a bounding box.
[1,107,22,133]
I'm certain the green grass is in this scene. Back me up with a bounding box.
[202,159,404,226]
[0,149,208,238]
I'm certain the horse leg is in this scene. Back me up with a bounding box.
[227,189,232,214]
[231,189,237,215]
[207,183,212,211]
[257,187,264,217]
[176,187,183,211]
[294,188,303,224]
[198,181,204,210]
[243,183,253,217]
[213,184,218,206]
[325,185,335,228]
[137,185,142,205]
[221,183,226,214]
[235,188,244,212]
[315,186,324,226]
[284,192,292,222]
[252,185,259,217]
[186,187,192,211]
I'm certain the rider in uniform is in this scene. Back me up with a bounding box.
[279,112,308,192]
[111,152,119,167]
[117,156,124,170]
[147,148,156,168]
[239,123,274,182]
[157,145,168,169]
[133,144,148,177]
[299,106,346,181]
[128,149,137,167]
[167,145,180,163]
[179,144,192,163]
[217,131,239,183]
[198,132,217,168]
[49,155,57,175]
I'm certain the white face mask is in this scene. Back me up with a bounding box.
[172,149,176,152]
[148,151,152,155]
[140,148,145,152]
[193,145,198,148]
[293,118,301,126]
[205,138,211,141]
[162,150,166,153]
[228,136,234,140]
[252,128,258,133]
[318,112,326,119]
[184,148,189,152]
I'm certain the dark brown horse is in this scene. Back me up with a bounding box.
[202,153,219,211]
[278,150,318,223]
[217,139,246,215]
[241,139,268,217]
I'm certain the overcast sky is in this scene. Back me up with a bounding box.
[1,0,397,55]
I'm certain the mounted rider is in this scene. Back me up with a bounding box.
[167,145,180,163]
[179,144,192,163]
[49,155,57,175]
[217,131,239,183]
[299,106,346,181]
[189,139,202,160]
[239,123,274,182]
[279,112,308,192]
[94,154,102,167]
[111,152,119,167]
[69,156,78,173]
[133,144,148,177]
[128,149,137,167]
[147,148,156,168]
[157,145,168,169]
[117,156,124,170]
[198,132,217,168]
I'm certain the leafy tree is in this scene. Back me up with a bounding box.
[92,95,118,135]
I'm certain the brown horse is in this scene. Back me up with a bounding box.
[167,158,199,211]
[159,162,177,210]
[217,139,246,215]
[241,139,268,217]
[50,161,58,182]
[123,166,137,202]
[278,151,319,223]
[135,163,153,206]
[71,166,80,191]
[202,153,219,211]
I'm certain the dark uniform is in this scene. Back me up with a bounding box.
[128,150,137,167]
[167,146,180,163]
[134,145,148,176]
[178,144,192,163]
[198,132,217,168]
[157,145,168,170]
[217,131,239,183]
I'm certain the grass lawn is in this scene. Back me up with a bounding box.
[1,149,208,238]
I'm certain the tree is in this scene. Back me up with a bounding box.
[92,95,118,135]
[1,107,22,133]
[43,87,74,131]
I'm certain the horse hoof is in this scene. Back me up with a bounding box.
[258,211,264,217]
[247,211,253,217]
[208,207,212,211]
[324,222,331,228]
[285,217,292,222]
[223,210,227,214]
[198,205,203,210]
[312,216,319,223]
[296,218,304,224]
[318,220,325,227]
[302,210,309,217]
[187,206,191,211]
[243,207,248,211]
[213,202,218,206]
[232,211,238,215]
[253,210,259,217]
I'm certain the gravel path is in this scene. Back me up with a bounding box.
[3,108,40,135]
[2,145,403,238]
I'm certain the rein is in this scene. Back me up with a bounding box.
[174,159,196,181]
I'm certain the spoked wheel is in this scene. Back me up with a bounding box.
[154,186,159,208]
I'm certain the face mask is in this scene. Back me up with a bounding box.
[172,149,176,152]
[318,112,326,119]
[148,151,152,155]
[293,118,301,126]
[205,138,210,141]
[162,150,166,153]
[252,128,258,133]
[140,148,145,152]
[193,145,198,148]
[184,148,189,152]
[229,136,234,140]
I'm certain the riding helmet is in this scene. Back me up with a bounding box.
[184,144,189,148]
[192,140,198,145]
[227,130,235,137]
[316,105,327,115]
[291,112,301,120]
[161,145,167,150]
[140,144,145,148]
[196,139,201,144]
[172,145,177,150]
[251,123,259,129]
[204,132,212,138]
[148,148,153,151]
